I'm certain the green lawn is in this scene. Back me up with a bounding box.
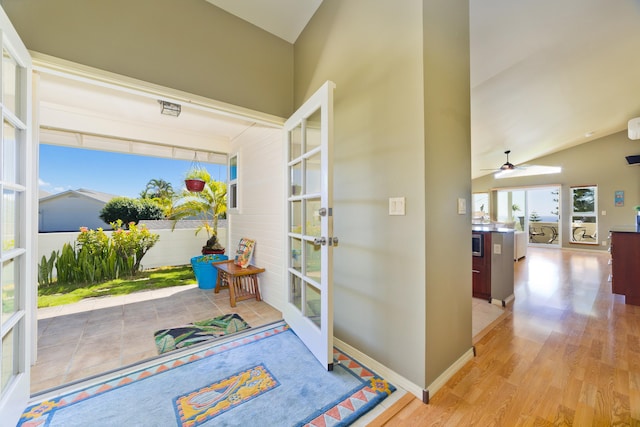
[38,265,196,308]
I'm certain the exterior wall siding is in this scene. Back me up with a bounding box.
[227,125,284,312]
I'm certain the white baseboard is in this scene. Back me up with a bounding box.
[425,347,475,398]
[334,338,475,403]
[333,338,424,399]
[491,293,514,307]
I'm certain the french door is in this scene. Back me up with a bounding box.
[0,5,34,426]
[283,81,335,370]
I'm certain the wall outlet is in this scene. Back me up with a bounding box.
[493,244,501,254]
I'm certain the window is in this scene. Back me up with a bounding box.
[570,185,597,244]
[228,153,238,211]
[472,192,489,223]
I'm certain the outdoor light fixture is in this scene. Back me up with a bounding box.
[158,100,181,117]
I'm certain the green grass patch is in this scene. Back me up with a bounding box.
[38,265,196,308]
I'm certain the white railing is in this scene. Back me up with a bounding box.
[38,225,228,278]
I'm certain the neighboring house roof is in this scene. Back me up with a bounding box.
[38,188,121,233]
[39,188,121,204]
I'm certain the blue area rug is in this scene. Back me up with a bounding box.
[19,322,395,426]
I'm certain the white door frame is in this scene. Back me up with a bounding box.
[282,81,335,370]
[0,5,34,425]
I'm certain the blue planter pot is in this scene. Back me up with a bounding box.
[191,254,228,289]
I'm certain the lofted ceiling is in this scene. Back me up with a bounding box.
[470,0,640,178]
[37,0,640,179]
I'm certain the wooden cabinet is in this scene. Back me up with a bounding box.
[472,232,491,300]
[610,231,640,306]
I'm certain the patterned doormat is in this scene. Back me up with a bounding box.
[19,322,395,426]
[154,313,250,354]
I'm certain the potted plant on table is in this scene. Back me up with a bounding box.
[170,168,228,289]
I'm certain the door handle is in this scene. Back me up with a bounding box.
[313,237,326,246]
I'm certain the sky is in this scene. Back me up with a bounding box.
[496,187,560,222]
[39,145,227,198]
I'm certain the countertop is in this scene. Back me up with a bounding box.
[472,225,515,233]
[610,225,640,234]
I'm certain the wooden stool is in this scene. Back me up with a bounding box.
[212,260,265,307]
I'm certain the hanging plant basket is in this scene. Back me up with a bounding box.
[185,178,205,192]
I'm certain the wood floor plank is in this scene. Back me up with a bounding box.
[370,248,640,425]
[366,392,415,427]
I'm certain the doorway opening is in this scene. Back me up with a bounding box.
[495,185,561,248]
[31,59,285,396]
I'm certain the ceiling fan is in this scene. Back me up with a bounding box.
[482,150,523,172]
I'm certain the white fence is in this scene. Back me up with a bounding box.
[38,225,228,277]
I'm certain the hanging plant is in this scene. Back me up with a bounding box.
[185,178,205,192]
[185,153,206,192]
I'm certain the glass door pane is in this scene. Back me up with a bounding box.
[283,81,334,370]
[570,186,598,244]
[527,187,560,247]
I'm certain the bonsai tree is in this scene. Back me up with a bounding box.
[511,204,523,230]
[529,210,541,222]
[169,168,227,253]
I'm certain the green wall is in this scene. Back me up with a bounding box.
[423,0,472,387]
[2,0,294,118]
[473,131,640,249]
[4,0,475,393]
[295,0,472,388]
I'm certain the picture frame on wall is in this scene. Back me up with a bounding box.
[615,190,624,207]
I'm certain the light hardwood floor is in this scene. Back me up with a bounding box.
[371,247,640,426]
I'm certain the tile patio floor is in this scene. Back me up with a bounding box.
[31,283,282,395]
[31,286,503,398]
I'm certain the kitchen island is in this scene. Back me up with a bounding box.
[609,226,640,306]
[472,226,515,306]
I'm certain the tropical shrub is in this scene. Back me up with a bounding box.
[37,221,160,287]
[110,220,160,272]
[100,197,164,226]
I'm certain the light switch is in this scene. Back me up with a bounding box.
[389,197,405,215]
[493,244,501,254]
[457,198,466,215]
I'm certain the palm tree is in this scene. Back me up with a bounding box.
[140,178,175,199]
[169,169,227,252]
[140,178,176,216]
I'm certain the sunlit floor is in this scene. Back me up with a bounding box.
[32,271,507,397]
[472,297,506,339]
[32,284,282,395]
[373,246,640,425]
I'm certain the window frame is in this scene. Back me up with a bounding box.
[570,185,598,245]
[227,152,239,212]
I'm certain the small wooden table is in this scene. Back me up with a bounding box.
[212,260,265,307]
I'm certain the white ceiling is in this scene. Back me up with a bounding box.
[38,0,640,179]
[205,0,323,44]
[470,0,640,177]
